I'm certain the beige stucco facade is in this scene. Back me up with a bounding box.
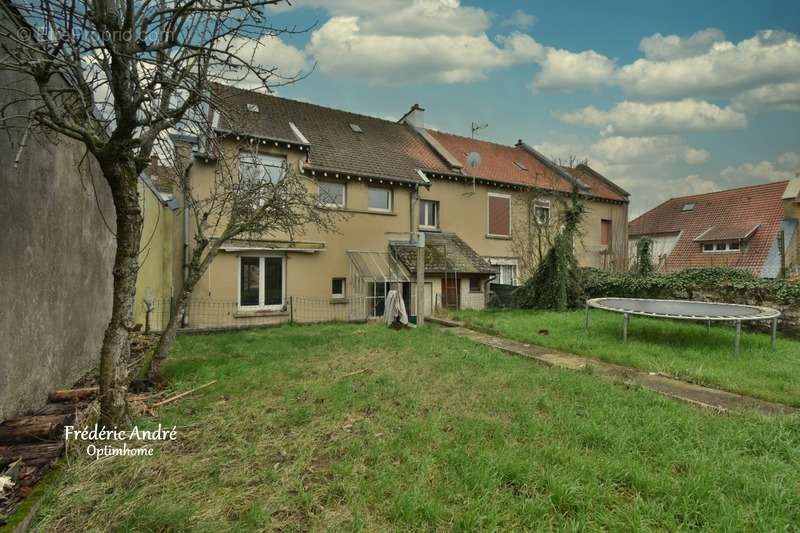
[159,139,628,329]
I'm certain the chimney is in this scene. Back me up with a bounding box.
[403,103,425,128]
[516,139,523,147]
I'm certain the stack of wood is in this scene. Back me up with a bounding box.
[0,388,94,524]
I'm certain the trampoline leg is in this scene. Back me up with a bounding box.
[623,313,629,343]
[706,320,711,331]
[734,320,741,356]
[585,303,590,333]
[771,318,777,350]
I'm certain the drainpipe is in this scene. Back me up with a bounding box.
[411,185,425,326]
[181,161,193,327]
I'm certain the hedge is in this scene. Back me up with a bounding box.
[582,267,800,306]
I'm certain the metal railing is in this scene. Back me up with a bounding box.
[137,295,369,332]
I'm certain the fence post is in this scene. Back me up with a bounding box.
[289,296,294,323]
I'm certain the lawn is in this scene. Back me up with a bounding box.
[32,323,800,531]
[452,308,800,407]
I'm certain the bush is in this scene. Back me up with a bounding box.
[514,189,585,310]
[583,267,800,305]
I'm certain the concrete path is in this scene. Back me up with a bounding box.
[432,319,796,416]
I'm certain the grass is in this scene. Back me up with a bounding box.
[452,308,800,407]
[32,323,800,531]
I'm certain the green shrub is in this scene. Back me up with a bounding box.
[582,267,800,305]
[514,189,585,310]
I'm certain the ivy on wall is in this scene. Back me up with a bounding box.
[582,267,800,305]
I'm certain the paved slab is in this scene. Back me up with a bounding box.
[444,326,797,416]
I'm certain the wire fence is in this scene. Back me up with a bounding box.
[139,295,370,332]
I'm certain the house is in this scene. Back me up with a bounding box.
[628,179,800,278]
[157,84,629,328]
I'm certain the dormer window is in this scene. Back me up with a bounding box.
[246,103,260,113]
[702,242,741,253]
[349,123,363,133]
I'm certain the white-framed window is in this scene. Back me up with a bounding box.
[332,278,346,299]
[702,242,741,253]
[368,187,392,212]
[487,257,518,286]
[534,199,550,225]
[319,180,346,208]
[238,254,286,310]
[488,192,511,237]
[419,199,439,229]
[239,153,285,184]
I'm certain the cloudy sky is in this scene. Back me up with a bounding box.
[258,0,800,216]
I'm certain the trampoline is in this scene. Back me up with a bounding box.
[585,298,781,355]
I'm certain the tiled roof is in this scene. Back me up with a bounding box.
[207,83,629,200]
[391,232,496,275]
[210,83,444,184]
[422,129,575,192]
[629,180,790,275]
[563,164,629,202]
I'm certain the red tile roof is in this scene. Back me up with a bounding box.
[424,129,574,193]
[563,164,629,202]
[629,180,790,275]
[207,83,629,200]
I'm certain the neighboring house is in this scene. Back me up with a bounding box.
[628,179,800,278]
[134,158,180,331]
[159,84,629,328]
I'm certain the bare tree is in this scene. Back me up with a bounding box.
[145,138,344,382]
[0,0,305,426]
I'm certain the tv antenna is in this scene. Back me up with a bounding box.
[471,122,488,138]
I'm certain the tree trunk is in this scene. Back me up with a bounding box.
[98,163,143,428]
[147,239,220,382]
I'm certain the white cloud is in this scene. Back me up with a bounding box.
[590,135,708,165]
[530,48,616,92]
[558,99,747,136]
[618,30,800,100]
[306,15,541,85]
[501,9,536,29]
[222,35,310,89]
[717,152,800,186]
[731,82,800,112]
[639,28,726,61]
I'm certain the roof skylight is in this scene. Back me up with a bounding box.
[246,103,260,113]
[349,123,363,133]
[681,202,695,211]
[514,161,528,171]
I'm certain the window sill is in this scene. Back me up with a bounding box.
[325,207,396,216]
[234,308,289,318]
[486,234,511,240]
[420,227,440,232]
[330,298,349,304]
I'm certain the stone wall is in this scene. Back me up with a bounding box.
[0,7,115,420]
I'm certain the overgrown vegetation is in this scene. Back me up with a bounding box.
[513,188,586,310]
[583,266,800,305]
[452,308,800,406]
[635,237,655,276]
[31,324,800,530]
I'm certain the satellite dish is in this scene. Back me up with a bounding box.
[466,151,481,169]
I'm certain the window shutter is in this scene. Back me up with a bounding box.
[489,196,510,236]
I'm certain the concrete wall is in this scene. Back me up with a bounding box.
[0,20,115,419]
